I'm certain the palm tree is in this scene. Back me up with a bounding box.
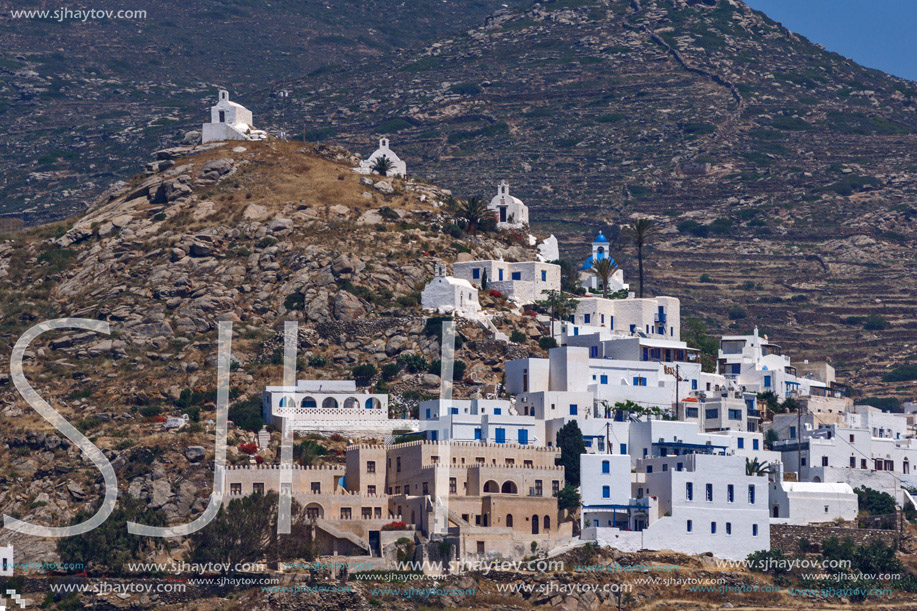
[370,155,395,177]
[624,217,657,298]
[535,290,579,337]
[745,457,775,477]
[590,256,620,299]
[451,196,492,234]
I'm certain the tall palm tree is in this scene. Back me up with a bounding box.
[451,196,492,234]
[624,217,657,298]
[535,290,579,337]
[590,256,620,299]
[370,155,395,177]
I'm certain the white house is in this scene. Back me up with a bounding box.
[487,180,529,228]
[580,453,770,561]
[768,478,858,524]
[0,545,11,576]
[202,90,267,144]
[419,399,540,445]
[717,328,829,400]
[453,259,560,305]
[261,379,399,434]
[560,296,681,344]
[421,265,481,318]
[579,232,627,293]
[358,138,407,177]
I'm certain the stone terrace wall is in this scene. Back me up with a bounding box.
[771,523,898,554]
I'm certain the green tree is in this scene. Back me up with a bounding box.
[590,256,620,299]
[555,485,581,511]
[370,155,395,177]
[556,420,586,488]
[229,397,264,432]
[763,428,779,450]
[854,487,896,515]
[58,497,166,573]
[187,491,315,572]
[682,317,718,373]
[551,259,579,293]
[745,457,775,477]
[535,290,579,336]
[352,363,377,386]
[449,196,493,234]
[623,217,657,298]
[295,439,329,465]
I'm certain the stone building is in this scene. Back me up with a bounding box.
[452,259,560,305]
[202,90,267,143]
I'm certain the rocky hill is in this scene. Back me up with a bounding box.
[0,139,547,562]
[268,0,917,399]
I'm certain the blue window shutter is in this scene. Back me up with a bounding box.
[474,428,481,440]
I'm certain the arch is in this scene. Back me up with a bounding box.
[305,503,324,520]
[812,476,822,483]
[543,515,550,532]
[301,396,317,408]
[365,397,381,410]
[506,514,514,528]
[501,481,518,494]
[343,397,360,410]
[531,514,540,535]
[322,397,339,409]
[483,480,499,493]
[279,396,293,408]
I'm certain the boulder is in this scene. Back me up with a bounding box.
[374,180,394,195]
[184,446,206,463]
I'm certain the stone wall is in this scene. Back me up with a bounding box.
[770,522,898,554]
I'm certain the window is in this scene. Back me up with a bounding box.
[752,524,759,536]
[477,541,485,554]
[748,485,756,504]
[662,464,668,472]
[850,434,855,442]
[850,456,856,468]
[789,426,797,439]
[822,456,829,467]
[362,507,372,519]
[535,480,543,496]
[646,465,653,473]
[451,407,459,415]
[861,458,867,469]
[602,486,610,498]
[524,460,533,468]
[425,409,431,419]
[602,460,610,474]
[687,520,693,533]
[633,377,647,387]
[472,268,480,279]
[737,438,744,449]
[495,428,506,444]
[511,271,522,281]
[825,505,830,513]
[395,486,401,494]
[706,483,713,502]
[311,482,321,493]
[498,269,504,281]
[341,508,352,519]
[726,522,732,535]
[570,404,578,416]
[753,439,759,450]
[691,379,698,390]
[552,480,560,495]
[396,457,401,473]
[590,346,599,358]
[764,375,772,387]
[368,485,377,495]
[727,484,734,503]
[494,408,502,415]
[518,429,529,445]
[686,483,694,500]
[541,270,547,282]
[600,374,608,384]
[474,428,482,440]
[449,478,457,494]
[253,482,264,494]
[367,461,376,473]
[711,522,717,534]
[686,407,698,418]
[706,408,719,419]
[676,462,683,471]
[728,409,742,420]
[422,482,429,495]
[620,443,627,455]
[584,314,591,324]
[230,483,242,495]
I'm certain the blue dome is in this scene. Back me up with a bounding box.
[593,232,608,243]
[580,255,594,270]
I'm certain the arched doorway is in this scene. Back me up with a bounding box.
[365,397,381,410]
[543,515,550,532]
[506,514,514,528]
[301,396,317,408]
[322,397,338,409]
[343,397,359,409]
[305,503,324,519]
[531,514,540,534]
[501,481,518,494]
[483,480,499,493]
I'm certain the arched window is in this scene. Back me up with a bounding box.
[543,515,550,532]
[279,396,292,408]
[343,397,359,410]
[322,397,338,409]
[301,396,317,408]
[501,481,518,494]
[483,480,499,493]
[506,514,513,528]
[531,515,540,535]
[365,398,381,410]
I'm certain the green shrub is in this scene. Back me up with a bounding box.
[284,292,305,311]
[863,314,888,330]
[510,330,528,343]
[884,365,917,382]
[308,355,327,368]
[229,397,263,432]
[399,353,428,373]
[728,307,747,320]
[352,364,377,386]
[449,82,482,96]
[677,220,709,237]
[539,336,558,350]
[381,363,401,381]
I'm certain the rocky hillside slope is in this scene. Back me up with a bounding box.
[0,140,547,561]
[275,0,917,398]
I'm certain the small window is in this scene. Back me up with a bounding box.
[230,483,242,495]
[511,271,522,281]
[311,482,321,493]
[752,524,759,536]
[646,465,653,474]
[472,268,481,279]
[726,522,732,535]
[602,486,610,498]
[748,485,756,504]
[737,438,744,449]
[822,456,829,467]
[686,482,694,500]
[341,508,352,519]
[541,270,547,282]
[711,522,716,534]
[570,404,578,416]
[368,485,377,495]
[753,439,759,450]
[367,461,376,473]
[727,484,734,503]
[687,520,693,533]
[602,460,610,474]
[706,483,713,502]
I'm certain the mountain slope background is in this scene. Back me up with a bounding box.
[2,0,916,398]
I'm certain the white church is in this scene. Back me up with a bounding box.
[420,264,481,318]
[579,231,628,293]
[358,138,407,178]
[202,90,267,144]
[488,180,529,229]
